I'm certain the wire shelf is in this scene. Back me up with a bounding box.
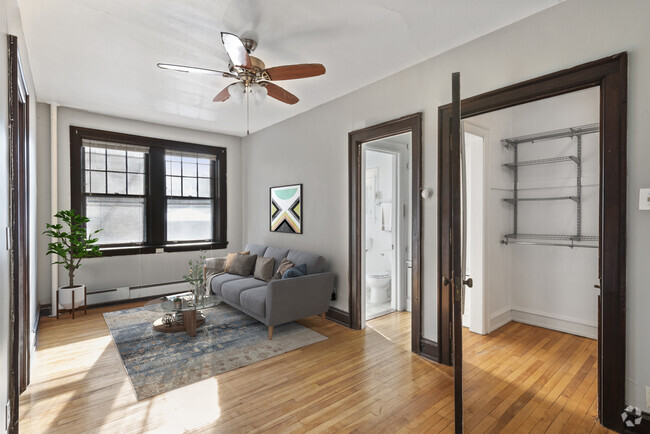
[504,155,579,169]
[504,233,599,242]
[501,122,599,147]
[504,196,578,204]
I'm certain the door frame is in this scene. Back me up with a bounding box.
[438,53,627,431]
[348,113,423,354]
[8,34,31,433]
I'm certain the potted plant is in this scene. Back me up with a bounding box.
[183,252,206,302]
[173,297,182,310]
[44,209,102,316]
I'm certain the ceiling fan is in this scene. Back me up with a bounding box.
[157,32,326,106]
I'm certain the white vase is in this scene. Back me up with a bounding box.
[58,284,86,310]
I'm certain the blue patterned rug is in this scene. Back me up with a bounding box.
[103,303,327,400]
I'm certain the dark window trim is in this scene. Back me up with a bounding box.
[70,126,228,256]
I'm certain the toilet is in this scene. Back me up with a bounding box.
[366,272,391,303]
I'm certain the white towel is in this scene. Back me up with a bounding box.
[381,203,392,232]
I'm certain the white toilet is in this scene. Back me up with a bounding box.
[366,272,391,303]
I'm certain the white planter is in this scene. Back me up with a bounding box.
[58,284,86,310]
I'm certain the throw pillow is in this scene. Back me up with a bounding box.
[273,258,295,280]
[253,256,275,282]
[224,250,250,272]
[229,254,257,277]
[282,264,307,279]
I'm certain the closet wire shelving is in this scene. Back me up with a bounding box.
[500,123,599,249]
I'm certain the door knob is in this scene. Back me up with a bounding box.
[463,277,473,288]
[442,276,450,286]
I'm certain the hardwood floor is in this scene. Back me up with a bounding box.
[20,304,608,433]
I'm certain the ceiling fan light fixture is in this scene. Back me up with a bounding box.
[250,82,268,105]
[228,82,246,104]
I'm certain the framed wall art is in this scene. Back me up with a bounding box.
[270,184,302,234]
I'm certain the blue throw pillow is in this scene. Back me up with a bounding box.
[282,263,307,279]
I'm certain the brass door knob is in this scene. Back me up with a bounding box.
[463,277,473,288]
[442,276,450,286]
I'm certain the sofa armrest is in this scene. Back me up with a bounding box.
[266,272,334,326]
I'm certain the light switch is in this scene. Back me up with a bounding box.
[639,189,650,210]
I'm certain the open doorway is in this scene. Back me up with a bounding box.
[348,113,423,354]
[438,53,627,431]
[459,88,602,431]
[362,133,412,322]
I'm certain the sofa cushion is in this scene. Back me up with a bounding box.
[224,251,249,272]
[253,256,275,282]
[273,258,295,280]
[264,246,290,273]
[221,278,267,306]
[210,273,245,296]
[287,250,325,275]
[282,263,307,279]
[244,244,268,257]
[229,254,257,277]
[240,287,267,318]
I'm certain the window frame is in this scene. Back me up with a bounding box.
[70,126,228,256]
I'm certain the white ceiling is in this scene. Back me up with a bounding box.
[19,0,561,137]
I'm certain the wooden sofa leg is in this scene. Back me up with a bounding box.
[320,313,326,323]
[268,326,274,340]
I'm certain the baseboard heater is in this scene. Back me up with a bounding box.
[86,280,188,306]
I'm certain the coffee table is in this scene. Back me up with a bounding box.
[144,295,221,337]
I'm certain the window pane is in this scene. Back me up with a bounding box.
[84,170,91,193]
[171,176,181,196]
[106,149,126,171]
[128,173,145,195]
[182,177,197,197]
[171,161,181,176]
[167,198,212,242]
[86,196,145,245]
[182,160,197,177]
[107,172,126,194]
[197,162,210,177]
[127,152,145,173]
[166,176,172,196]
[90,148,106,170]
[198,178,211,197]
[90,171,106,194]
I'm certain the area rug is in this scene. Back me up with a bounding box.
[103,303,327,400]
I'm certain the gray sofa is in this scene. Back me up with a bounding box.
[204,243,333,339]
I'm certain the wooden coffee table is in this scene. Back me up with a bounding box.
[144,295,221,337]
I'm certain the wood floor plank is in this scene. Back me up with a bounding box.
[20,306,609,433]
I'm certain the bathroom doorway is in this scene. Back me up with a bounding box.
[363,133,412,321]
[348,113,424,355]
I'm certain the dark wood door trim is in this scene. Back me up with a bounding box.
[437,53,627,431]
[8,33,31,434]
[348,113,423,354]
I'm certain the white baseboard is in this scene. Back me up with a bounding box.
[488,306,597,339]
[489,307,512,333]
[510,307,597,340]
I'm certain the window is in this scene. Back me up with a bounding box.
[70,126,227,256]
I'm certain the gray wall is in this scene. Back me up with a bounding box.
[0,0,38,432]
[242,0,650,410]
[35,106,243,302]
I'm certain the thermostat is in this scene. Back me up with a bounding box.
[639,188,650,210]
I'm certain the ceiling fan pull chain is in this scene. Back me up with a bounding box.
[246,88,250,135]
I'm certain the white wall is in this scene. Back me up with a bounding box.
[470,88,599,338]
[364,150,394,275]
[0,0,39,431]
[242,0,650,410]
[35,106,243,302]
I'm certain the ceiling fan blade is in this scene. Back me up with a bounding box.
[221,32,252,69]
[261,81,299,105]
[213,85,233,102]
[263,64,326,81]
[157,63,236,78]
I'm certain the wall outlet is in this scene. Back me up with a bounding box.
[646,385,650,408]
